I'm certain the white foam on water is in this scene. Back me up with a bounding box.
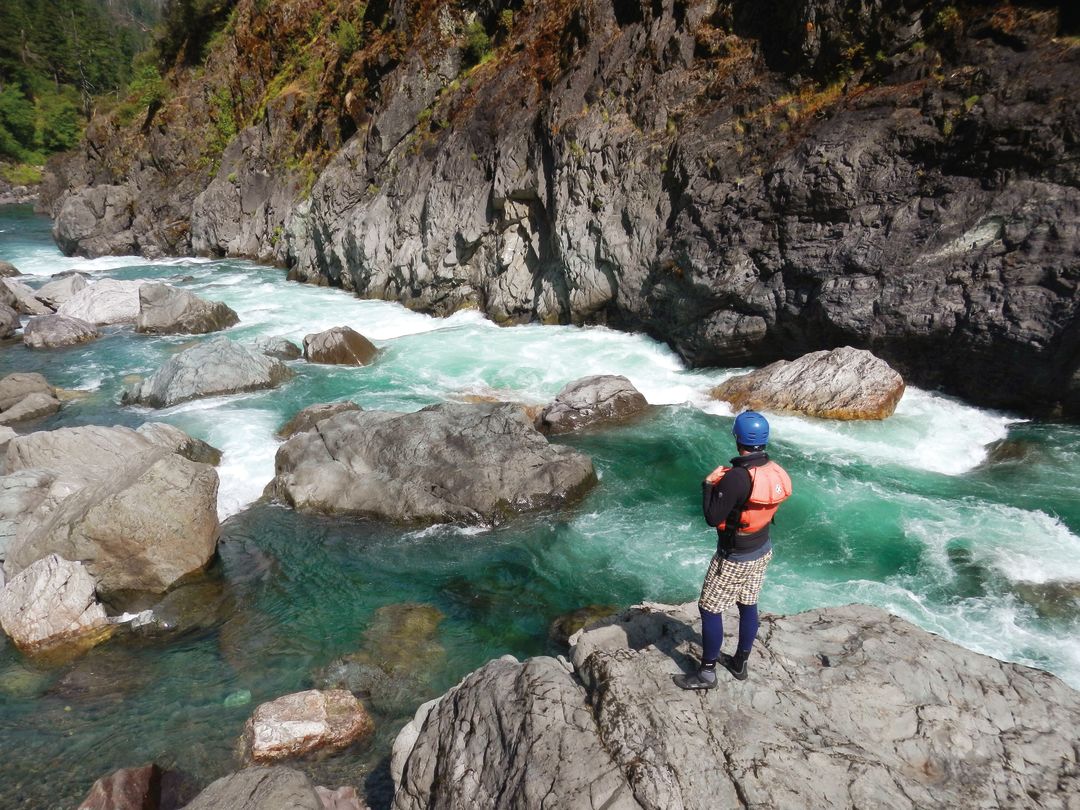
[9,246,155,277]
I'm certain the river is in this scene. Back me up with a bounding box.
[2,204,1078,807]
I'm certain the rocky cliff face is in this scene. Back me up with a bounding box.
[42,0,1080,418]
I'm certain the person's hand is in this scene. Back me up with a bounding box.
[704,465,726,485]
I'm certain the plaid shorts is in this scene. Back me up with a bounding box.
[698,550,773,613]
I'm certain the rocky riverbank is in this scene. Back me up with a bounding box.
[38,1,1080,419]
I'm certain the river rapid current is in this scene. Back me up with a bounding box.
[2,204,1079,807]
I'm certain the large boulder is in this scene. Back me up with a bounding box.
[241,689,374,763]
[35,273,88,308]
[267,402,596,525]
[0,302,17,338]
[3,425,220,596]
[0,554,111,658]
[711,347,906,420]
[0,391,61,426]
[0,373,61,427]
[393,602,1080,809]
[303,326,378,366]
[277,401,361,439]
[1,278,52,315]
[535,375,649,434]
[22,314,100,349]
[182,767,324,810]
[122,337,294,408]
[58,279,145,325]
[135,283,240,335]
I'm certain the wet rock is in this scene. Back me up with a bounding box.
[0,554,111,658]
[136,422,223,465]
[0,302,17,338]
[77,763,160,810]
[1,278,52,315]
[182,766,324,810]
[22,314,101,349]
[135,283,240,335]
[4,425,220,596]
[268,402,596,525]
[242,689,375,763]
[0,660,52,698]
[35,273,88,309]
[548,604,620,647]
[0,390,61,426]
[252,335,302,360]
[126,577,234,637]
[535,375,648,435]
[0,372,55,411]
[0,260,20,277]
[981,438,1036,466]
[51,644,157,701]
[316,603,444,715]
[1012,581,1080,621]
[393,602,1080,809]
[58,279,145,325]
[711,347,906,420]
[277,401,361,439]
[122,336,294,408]
[303,326,378,366]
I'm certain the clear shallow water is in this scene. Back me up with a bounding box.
[2,205,1079,807]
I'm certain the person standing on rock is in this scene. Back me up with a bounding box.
[675,411,791,689]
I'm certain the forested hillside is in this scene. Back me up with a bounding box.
[0,0,160,181]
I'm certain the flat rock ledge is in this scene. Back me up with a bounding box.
[267,402,596,525]
[122,336,294,408]
[536,375,649,434]
[135,283,240,335]
[711,346,906,420]
[242,689,374,764]
[303,326,378,366]
[0,554,111,658]
[391,602,1080,810]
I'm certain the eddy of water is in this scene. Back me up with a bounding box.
[2,205,1079,807]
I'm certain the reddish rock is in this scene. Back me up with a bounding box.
[302,327,378,366]
[242,689,374,763]
[77,763,160,810]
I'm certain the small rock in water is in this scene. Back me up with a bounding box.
[241,689,375,763]
[303,326,378,366]
[535,375,648,434]
[224,689,252,708]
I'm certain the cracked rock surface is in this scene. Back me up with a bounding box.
[392,602,1080,809]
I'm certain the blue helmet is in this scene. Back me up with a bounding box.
[732,411,769,447]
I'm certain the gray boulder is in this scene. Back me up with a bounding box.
[136,422,222,465]
[0,373,54,411]
[1,278,52,315]
[711,346,906,420]
[393,602,1080,809]
[0,391,61,426]
[268,402,596,525]
[277,401,361,439]
[0,302,17,338]
[0,554,111,658]
[34,273,88,308]
[58,279,144,325]
[22,314,100,349]
[303,326,378,365]
[122,337,294,408]
[0,426,15,460]
[3,425,220,596]
[252,335,302,360]
[135,282,240,335]
[0,261,20,277]
[536,375,649,435]
[183,767,324,810]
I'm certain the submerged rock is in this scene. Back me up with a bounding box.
[58,279,145,325]
[22,314,100,349]
[392,601,1080,809]
[535,375,648,434]
[303,326,378,366]
[182,766,324,810]
[0,554,111,658]
[548,604,620,647]
[277,401,361,439]
[268,402,596,525]
[135,283,240,335]
[711,347,906,420]
[4,425,220,596]
[122,336,294,407]
[35,273,88,309]
[242,689,375,763]
[77,763,162,810]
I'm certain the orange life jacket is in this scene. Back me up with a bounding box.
[707,460,792,535]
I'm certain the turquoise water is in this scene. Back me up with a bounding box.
[2,204,1079,807]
